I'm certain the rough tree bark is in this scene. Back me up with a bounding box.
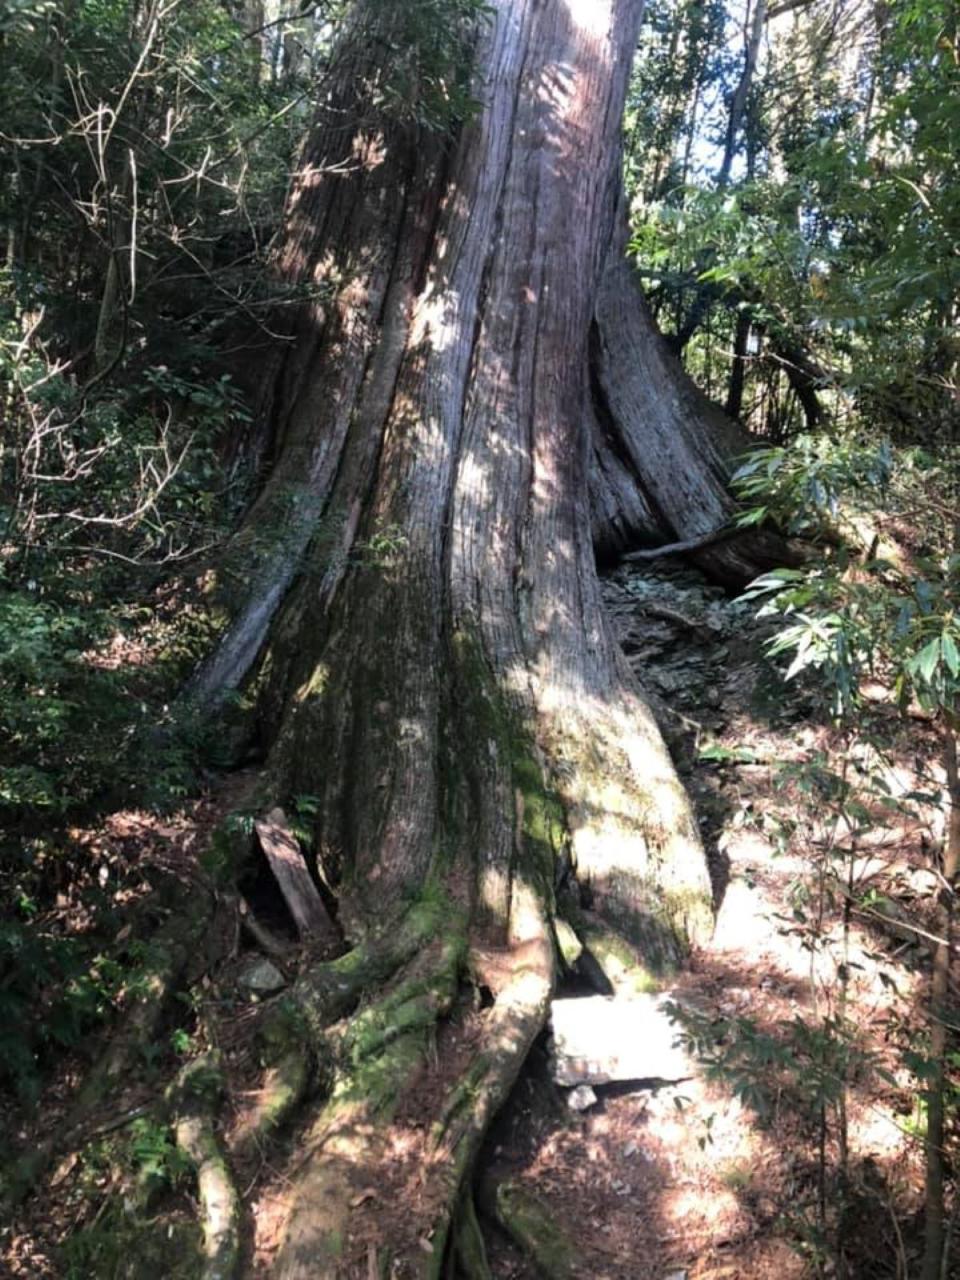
[184,0,777,1270]
[588,224,790,584]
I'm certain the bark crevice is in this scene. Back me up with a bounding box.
[172,1,765,1267]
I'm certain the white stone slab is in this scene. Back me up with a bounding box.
[550,994,692,1087]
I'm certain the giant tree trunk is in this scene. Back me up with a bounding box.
[189,2,730,1271]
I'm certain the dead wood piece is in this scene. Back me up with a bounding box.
[238,893,293,961]
[622,525,740,564]
[640,601,718,635]
[169,1054,241,1280]
[254,807,337,945]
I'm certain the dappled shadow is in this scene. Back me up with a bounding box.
[152,0,935,1276]
[476,927,923,1278]
[477,955,813,1278]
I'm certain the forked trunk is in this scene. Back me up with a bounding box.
[204,0,714,942]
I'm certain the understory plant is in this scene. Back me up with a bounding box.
[729,433,960,1279]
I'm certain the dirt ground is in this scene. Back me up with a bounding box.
[467,562,945,1279]
[2,560,953,1278]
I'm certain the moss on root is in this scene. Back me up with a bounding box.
[335,932,465,1096]
[288,887,457,1045]
[276,916,466,1279]
[560,899,660,993]
[553,916,583,972]
[453,1191,493,1280]
[491,1179,577,1278]
[232,1042,313,1161]
[512,744,568,903]
[168,1054,240,1280]
[559,731,714,969]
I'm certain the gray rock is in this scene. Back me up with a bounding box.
[567,1084,598,1113]
[653,671,684,694]
[238,955,286,997]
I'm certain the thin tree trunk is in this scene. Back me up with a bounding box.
[646,20,684,202]
[680,77,702,189]
[717,0,768,189]
[675,0,767,351]
[727,310,751,420]
[94,249,124,373]
[774,338,827,430]
[18,2,73,270]
[923,723,960,1280]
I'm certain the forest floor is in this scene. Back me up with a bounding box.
[473,561,944,1280]
[2,560,950,1279]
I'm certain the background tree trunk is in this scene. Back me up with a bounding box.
[589,213,792,585]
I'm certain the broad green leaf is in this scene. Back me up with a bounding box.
[914,636,941,683]
[942,631,960,678]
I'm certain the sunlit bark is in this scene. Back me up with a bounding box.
[193,3,721,1266]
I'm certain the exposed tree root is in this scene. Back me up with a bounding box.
[546,702,714,971]
[5,895,213,1206]
[563,900,662,995]
[484,1177,577,1278]
[553,917,584,975]
[287,892,458,1048]
[269,886,558,1278]
[275,926,466,1278]
[231,1045,313,1164]
[415,902,554,1274]
[451,1190,493,1280]
[168,1053,241,1280]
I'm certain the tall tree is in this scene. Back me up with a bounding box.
[186,0,780,1268]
